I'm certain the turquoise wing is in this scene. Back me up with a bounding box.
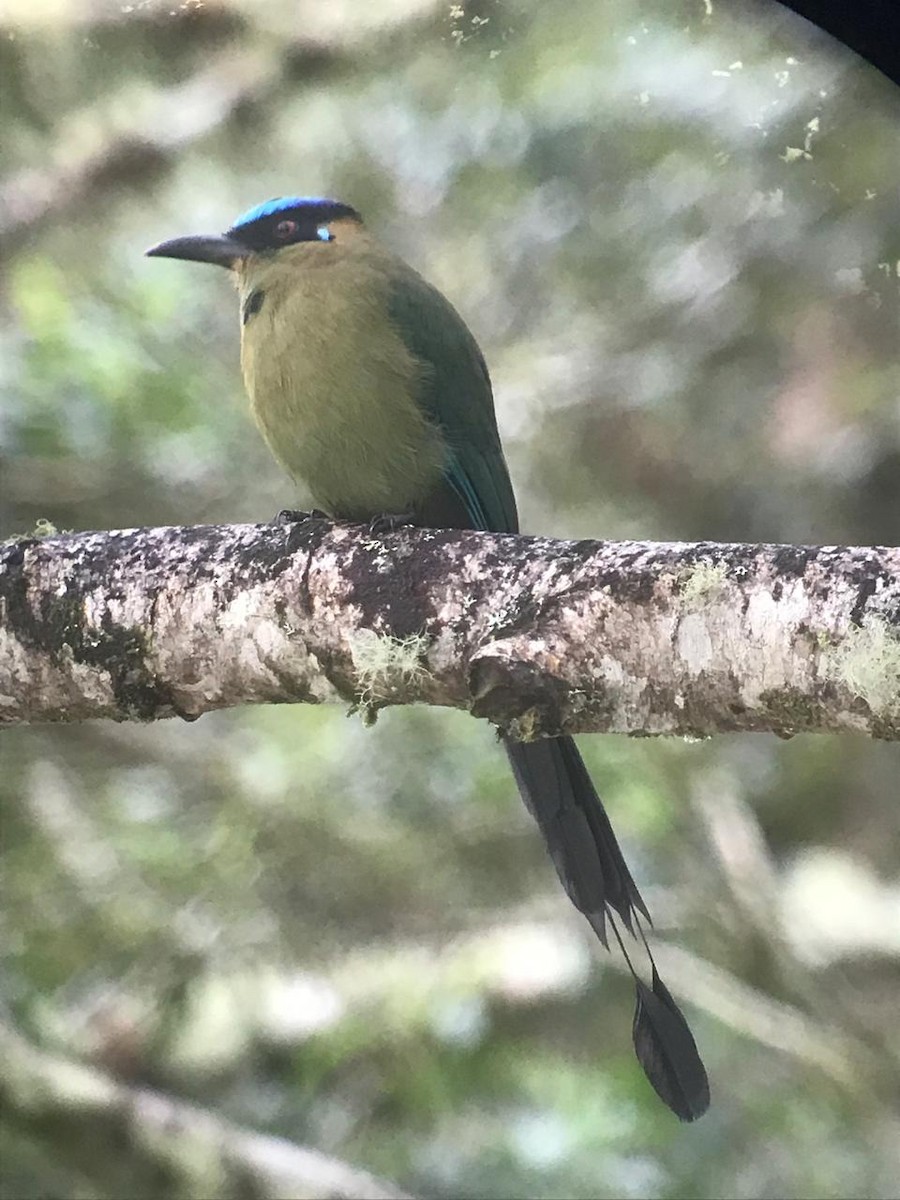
[387,266,519,534]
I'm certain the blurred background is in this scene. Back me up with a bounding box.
[2,1,899,1197]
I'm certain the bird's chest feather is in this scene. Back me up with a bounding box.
[238,259,446,518]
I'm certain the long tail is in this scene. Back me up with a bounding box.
[504,734,710,1122]
[504,735,650,946]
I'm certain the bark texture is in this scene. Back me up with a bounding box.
[2,521,898,737]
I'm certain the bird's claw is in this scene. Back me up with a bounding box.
[271,508,329,525]
[367,511,414,535]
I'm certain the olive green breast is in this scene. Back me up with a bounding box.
[237,243,448,519]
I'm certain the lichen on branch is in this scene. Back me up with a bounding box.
[1,522,898,738]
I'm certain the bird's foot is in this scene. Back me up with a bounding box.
[271,508,329,525]
[367,511,414,535]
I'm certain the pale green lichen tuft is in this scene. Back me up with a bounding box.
[348,629,431,707]
[510,707,542,742]
[821,616,900,717]
[2,518,60,548]
[679,562,728,608]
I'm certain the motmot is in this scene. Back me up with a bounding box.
[147,196,708,1120]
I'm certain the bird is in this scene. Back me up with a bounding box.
[147,195,709,1120]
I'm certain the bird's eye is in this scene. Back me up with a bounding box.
[275,219,298,239]
[317,225,333,242]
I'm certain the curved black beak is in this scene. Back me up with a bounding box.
[145,234,248,269]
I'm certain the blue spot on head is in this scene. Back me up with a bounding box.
[232,195,342,229]
[226,196,361,251]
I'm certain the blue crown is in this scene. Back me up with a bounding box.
[231,195,362,230]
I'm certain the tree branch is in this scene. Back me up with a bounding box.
[0,1016,411,1200]
[2,522,898,737]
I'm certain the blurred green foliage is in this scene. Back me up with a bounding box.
[1,1,899,1198]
